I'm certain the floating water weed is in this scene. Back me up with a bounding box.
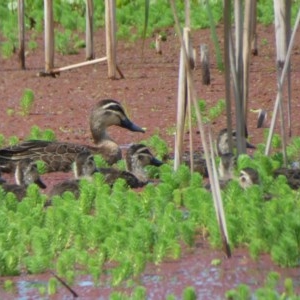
[8,135,19,145]
[112,260,133,286]
[47,277,58,295]
[1,250,19,275]
[25,255,52,274]
[56,249,76,277]
[225,283,251,300]
[3,279,14,291]
[182,286,197,300]
[20,88,35,116]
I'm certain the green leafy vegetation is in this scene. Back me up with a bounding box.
[226,272,300,300]
[20,88,35,116]
[27,125,56,141]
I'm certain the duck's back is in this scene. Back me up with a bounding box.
[49,180,81,198]
[1,184,27,201]
[0,140,91,173]
[98,167,143,188]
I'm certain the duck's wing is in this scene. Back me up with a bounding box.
[98,167,143,188]
[0,140,90,173]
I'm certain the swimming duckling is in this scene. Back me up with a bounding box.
[48,151,97,199]
[0,158,46,201]
[178,128,255,178]
[239,167,260,189]
[216,128,255,156]
[98,144,163,188]
[0,99,145,174]
[273,167,300,190]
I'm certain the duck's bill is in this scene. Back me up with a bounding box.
[121,118,145,133]
[35,178,47,189]
[150,157,163,167]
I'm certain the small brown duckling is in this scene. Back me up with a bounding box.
[48,151,96,199]
[273,167,300,190]
[1,158,46,201]
[98,144,163,188]
[239,167,260,189]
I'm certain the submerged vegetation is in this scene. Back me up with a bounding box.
[1,128,300,296]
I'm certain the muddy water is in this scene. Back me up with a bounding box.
[2,239,300,299]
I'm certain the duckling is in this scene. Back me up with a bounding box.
[239,167,260,189]
[216,128,255,156]
[98,144,163,188]
[0,99,145,174]
[178,128,254,178]
[49,145,163,199]
[204,153,236,190]
[48,151,97,199]
[218,153,236,181]
[0,158,47,201]
[273,167,300,190]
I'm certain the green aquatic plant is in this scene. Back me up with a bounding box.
[27,125,56,141]
[141,134,169,160]
[8,135,19,146]
[20,89,35,116]
[183,286,197,300]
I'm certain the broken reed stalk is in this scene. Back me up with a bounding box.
[265,7,300,156]
[200,44,210,85]
[208,127,231,257]
[184,29,194,172]
[169,0,231,258]
[243,0,256,131]
[223,0,233,154]
[44,0,54,72]
[85,0,94,60]
[174,44,187,171]
[18,0,25,69]
[155,34,162,54]
[250,0,258,56]
[274,1,291,166]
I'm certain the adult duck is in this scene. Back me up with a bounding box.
[0,99,145,173]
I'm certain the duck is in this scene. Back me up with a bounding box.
[49,144,163,199]
[273,167,300,190]
[179,128,255,178]
[239,167,260,189]
[0,99,145,174]
[0,158,47,201]
[98,143,163,188]
[216,128,255,156]
[204,152,236,190]
[48,151,97,200]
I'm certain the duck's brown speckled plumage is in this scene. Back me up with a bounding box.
[49,144,163,199]
[0,99,145,173]
[99,144,163,188]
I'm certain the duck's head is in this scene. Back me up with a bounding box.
[73,151,97,179]
[90,99,145,142]
[126,144,163,171]
[217,128,255,156]
[15,158,47,189]
[239,167,260,189]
